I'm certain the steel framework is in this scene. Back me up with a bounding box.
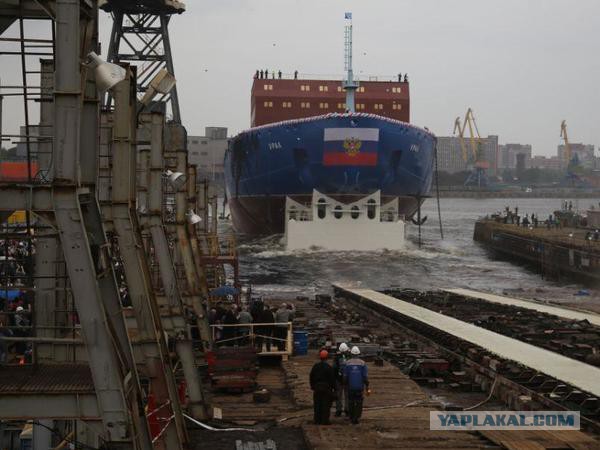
[102,0,184,122]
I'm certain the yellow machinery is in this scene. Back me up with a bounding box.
[453,108,489,186]
[560,120,572,166]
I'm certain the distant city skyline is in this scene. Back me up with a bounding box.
[1,1,599,157]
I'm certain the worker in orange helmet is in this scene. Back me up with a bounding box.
[309,349,336,425]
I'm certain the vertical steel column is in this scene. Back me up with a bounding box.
[159,15,180,123]
[146,113,206,419]
[34,59,57,358]
[186,166,210,296]
[110,69,187,450]
[167,124,211,348]
[51,1,144,447]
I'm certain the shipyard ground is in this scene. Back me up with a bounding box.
[199,294,600,449]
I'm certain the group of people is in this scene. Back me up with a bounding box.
[0,237,34,364]
[255,69,299,80]
[309,343,370,425]
[209,300,295,351]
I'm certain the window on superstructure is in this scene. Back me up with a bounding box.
[319,102,329,109]
[319,85,329,92]
[300,85,310,91]
[358,86,365,93]
[392,87,402,93]
[263,84,273,91]
[282,101,292,108]
[301,102,310,108]
[392,103,402,110]
[263,101,273,107]
[337,86,343,92]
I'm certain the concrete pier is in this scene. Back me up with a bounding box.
[473,219,600,283]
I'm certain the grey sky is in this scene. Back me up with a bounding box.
[2,0,599,156]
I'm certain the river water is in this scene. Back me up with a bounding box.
[223,198,600,310]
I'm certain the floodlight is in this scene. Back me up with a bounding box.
[140,69,177,106]
[164,169,186,190]
[186,209,202,225]
[86,51,126,92]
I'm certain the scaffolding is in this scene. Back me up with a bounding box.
[0,1,217,449]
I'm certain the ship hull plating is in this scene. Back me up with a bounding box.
[224,113,436,234]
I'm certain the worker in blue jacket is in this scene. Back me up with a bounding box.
[343,346,370,424]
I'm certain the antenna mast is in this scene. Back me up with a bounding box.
[343,12,359,113]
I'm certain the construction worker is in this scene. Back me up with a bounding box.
[344,346,370,424]
[309,349,336,425]
[333,342,350,416]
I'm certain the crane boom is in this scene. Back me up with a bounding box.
[560,120,571,164]
[453,116,469,162]
[453,108,483,163]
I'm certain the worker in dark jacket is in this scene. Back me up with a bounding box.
[344,346,370,424]
[309,349,336,425]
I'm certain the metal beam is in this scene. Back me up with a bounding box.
[167,123,212,348]
[0,395,100,419]
[51,2,145,447]
[144,112,206,419]
[110,69,187,450]
[0,185,53,211]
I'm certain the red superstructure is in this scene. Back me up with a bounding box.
[251,77,410,127]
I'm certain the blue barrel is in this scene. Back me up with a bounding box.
[293,330,308,355]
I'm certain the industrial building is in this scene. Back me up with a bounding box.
[498,143,532,170]
[558,143,596,169]
[530,155,562,170]
[187,127,228,183]
[436,135,499,174]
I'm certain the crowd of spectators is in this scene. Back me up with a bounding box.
[209,299,295,351]
[0,238,34,364]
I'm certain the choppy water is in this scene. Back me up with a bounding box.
[222,198,600,305]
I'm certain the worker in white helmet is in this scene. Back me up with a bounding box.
[344,346,370,424]
[333,342,350,416]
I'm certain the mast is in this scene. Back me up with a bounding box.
[343,12,359,113]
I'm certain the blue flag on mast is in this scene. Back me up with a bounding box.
[345,12,352,20]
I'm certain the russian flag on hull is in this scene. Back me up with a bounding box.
[322,128,379,166]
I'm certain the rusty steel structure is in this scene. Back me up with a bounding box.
[101,0,184,122]
[0,1,217,449]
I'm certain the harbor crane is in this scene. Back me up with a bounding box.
[453,108,489,187]
[560,120,585,186]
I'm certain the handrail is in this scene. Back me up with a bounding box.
[209,322,293,355]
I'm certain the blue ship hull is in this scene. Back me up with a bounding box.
[224,113,436,234]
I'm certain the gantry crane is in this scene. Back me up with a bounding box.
[453,108,489,187]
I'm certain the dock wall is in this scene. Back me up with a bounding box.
[473,220,600,283]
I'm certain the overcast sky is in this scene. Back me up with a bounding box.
[2,1,599,156]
